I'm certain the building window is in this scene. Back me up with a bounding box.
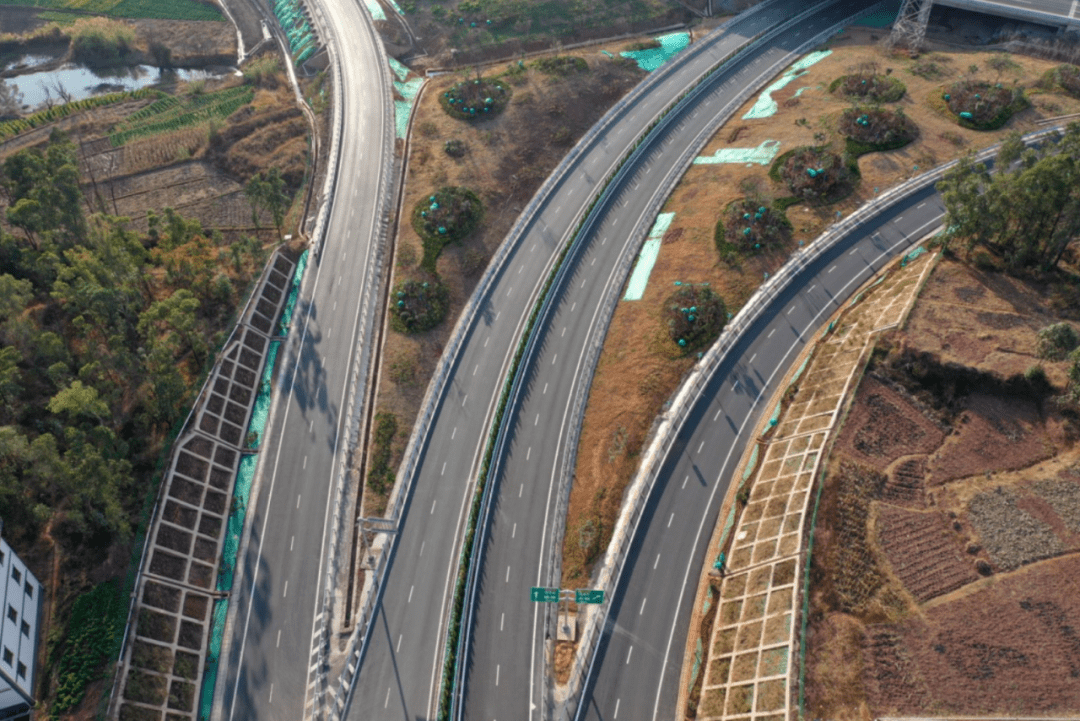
[20,621,28,638]
[3,648,12,666]
[10,567,19,584]
[23,582,31,599]
[6,606,15,623]
[16,661,24,679]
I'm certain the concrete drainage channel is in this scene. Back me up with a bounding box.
[109,250,303,721]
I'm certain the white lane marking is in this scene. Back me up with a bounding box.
[895,215,903,222]
[384,687,391,708]
[787,305,795,315]
[420,541,425,557]
[496,664,501,686]
[917,202,926,208]
[682,474,690,489]
[580,278,587,288]
[667,513,674,528]
[462,394,468,407]
[342,251,347,260]
[474,364,479,376]
[507,286,514,297]
[290,536,294,552]
[283,581,288,598]
[561,326,566,337]
[484,337,490,347]
[543,383,549,394]
[531,243,536,252]
[750,353,757,363]
[519,483,524,498]
[768,328,776,338]
[828,264,836,273]
[277,629,281,648]
[601,236,608,245]
[512,522,517,539]
[849,247,858,255]
[296,495,301,509]
[527,447,531,461]
[321,356,326,369]
[614,699,620,719]
[654,554,661,570]
[626,646,633,665]
[506,566,511,583]
[518,265,524,275]
[333,301,337,311]
[408,585,414,603]
[591,257,597,266]
[808,284,816,293]
[269,684,274,704]
[452,427,457,440]
[396,634,403,653]
[535,413,540,426]
[733,380,740,390]
[697,441,704,454]
[640,597,647,615]
[552,354,558,365]
[713,408,722,422]
[571,302,576,312]
[500,613,505,631]
[431,500,437,515]
[309,419,313,433]
[496,311,502,321]
[302,455,307,469]
[441,462,447,476]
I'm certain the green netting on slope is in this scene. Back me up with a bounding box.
[197,599,229,720]
[623,212,674,300]
[742,443,759,481]
[362,0,386,20]
[389,56,410,81]
[687,637,703,694]
[853,0,900,27]
[278,249,309,335]
[694,140,781,165]
[901,245,927,266]
[393,77,423,139]
[217,454,257,593]
[620,32,690,72]
[763,401,781,434]
[791,355,810,385]
[648,211,675,240]
[743,50,832,119]
[245,341,280,452]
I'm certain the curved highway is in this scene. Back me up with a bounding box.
[341,2,838,719]
[212,0,393,718]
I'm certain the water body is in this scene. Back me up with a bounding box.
[3,60,235,109]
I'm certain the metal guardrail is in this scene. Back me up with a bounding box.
[558,102,1067,720]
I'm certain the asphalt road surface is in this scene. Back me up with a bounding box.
[577,187,947,721]
[342,2,841,719]
[936,0,1080,25]
[456,2,886,721]
[213,0,392,718]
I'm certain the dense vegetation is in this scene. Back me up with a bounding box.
[410,185,484,272]
[716,198,791,261]
[664,284,726,353]
[829,65,906,103]
[389,278,450,333]
[838,105,918,156]
[0,131,268,709]
[0,0,223,21]
[439,77,511,121]
[109,85,256,147]
[938,124,1080,272]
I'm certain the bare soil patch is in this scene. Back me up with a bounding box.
[833,377,944,471]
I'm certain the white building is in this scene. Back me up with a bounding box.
[0,535,39,720]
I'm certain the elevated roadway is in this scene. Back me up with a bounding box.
[212,0,393,718]
[340,1,840,719]
[933,0,1080,29]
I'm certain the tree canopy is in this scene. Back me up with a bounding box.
[937,123,1080,272]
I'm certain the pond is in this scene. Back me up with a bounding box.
[3,61,237,109]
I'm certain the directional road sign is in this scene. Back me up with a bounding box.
[575,589,605,604]
[531,587,560,603]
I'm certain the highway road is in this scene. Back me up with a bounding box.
[212,0,393,718]
[455,2,895,720]
[935,0,1080,27]
[577,188,946,721]
[342,2,842,719]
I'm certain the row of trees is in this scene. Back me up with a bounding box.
[0,130,267,547]
[938,123,1080,272]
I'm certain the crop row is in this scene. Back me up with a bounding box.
[110,88,254,146]
[0,87,163,142]
[115,86,252,132]
[0,0,223,21]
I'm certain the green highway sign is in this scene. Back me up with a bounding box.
[531,587,559,603]
[575,589,604,604]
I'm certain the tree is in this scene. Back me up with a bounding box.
[138,289,207,367]
[48,380,109,425]
[244,168,289,237]
[1,130,86,244]
[0,79,22,119]
[0,347,21,420]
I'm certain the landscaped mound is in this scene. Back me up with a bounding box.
[839,105,918,155]
[830,71,906,103]
[942,80,1027,130]
[390,278,450,333]
[664,284,726,353]
[716,198,791,260]
[533,56,588,76]
[439,77,511,120]
[411,185,484,271]
[773,146,857,204]
[1048,63,1080,99]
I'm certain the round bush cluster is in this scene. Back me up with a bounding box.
[777,147,856,204]
[830,73,906,103]
[717,198,791,258]
[1054,64,1080,98]
[839,105,918,152]
[664,284,727,353]
[444,138,467,158]
[943,80,1025,130]
[390,278,450,334]
[439,78,511,121]
[411,185,484,272]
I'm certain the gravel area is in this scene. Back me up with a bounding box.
[968,488,1062,571]
[1032,478,1080,534]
